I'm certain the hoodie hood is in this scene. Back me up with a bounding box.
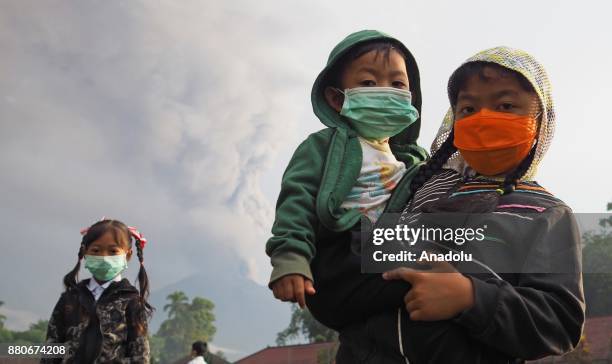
[431,46,555,181]
[311,30,423,147]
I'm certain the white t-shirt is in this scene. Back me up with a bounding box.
[340,137,407,223]
[187,356,207,364]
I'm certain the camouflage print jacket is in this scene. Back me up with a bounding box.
[41,278,150,364]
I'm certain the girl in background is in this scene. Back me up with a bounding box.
[42,219,152,363]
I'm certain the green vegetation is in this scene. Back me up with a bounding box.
[150,291,217,363]
[0,301,48,343]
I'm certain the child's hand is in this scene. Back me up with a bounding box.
[271,274,316,309]
[383,261,474,321]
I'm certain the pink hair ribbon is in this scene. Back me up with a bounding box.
[128,226,147,249]
[80,216,107,235]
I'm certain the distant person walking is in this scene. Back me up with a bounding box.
[187,341,208,364]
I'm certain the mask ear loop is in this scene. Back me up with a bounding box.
[331,87,347,113]
[332,87,346,95]
[528,110,544,151]
[533,111,543,121]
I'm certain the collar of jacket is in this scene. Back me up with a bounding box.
[76,278,139,308]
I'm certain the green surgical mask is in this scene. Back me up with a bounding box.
[84,254,128,281]
[339,87,419,140]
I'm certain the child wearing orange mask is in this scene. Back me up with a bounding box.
[329,47,585,363]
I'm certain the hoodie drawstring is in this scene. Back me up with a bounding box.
[398,307,410,363]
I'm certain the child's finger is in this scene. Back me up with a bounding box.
[383,267,419,283]
[282,279,295,301]
[294,278,306,309]
[274,282,286,300]
[404,290,419,312]
[404,289,417,304]
[406,298,420,313]
[273,281,285,300]
[272,284,280,299]
[304,279,316,295]
[409,309,424,321]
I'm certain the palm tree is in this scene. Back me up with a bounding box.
[163,291,189,319]
[0,301,6,328]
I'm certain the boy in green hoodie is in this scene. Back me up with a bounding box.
[265,30,427,313]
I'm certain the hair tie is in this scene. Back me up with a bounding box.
[128,226,148,250]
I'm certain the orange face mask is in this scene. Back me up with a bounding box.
[453,109,538,176]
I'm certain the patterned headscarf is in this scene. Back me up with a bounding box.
[431,46,555,181]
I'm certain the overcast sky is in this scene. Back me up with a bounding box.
[1,0,611,355]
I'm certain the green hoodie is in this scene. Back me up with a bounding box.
[265,30,428,284]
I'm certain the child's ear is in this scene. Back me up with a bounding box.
[324,86,344,113]
[126,249,133,260]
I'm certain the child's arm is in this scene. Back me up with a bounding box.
[266,133,329,299]
[40,294,66,364]
[451,205,584,359]
[125,298,150,363]
[455,272,584,360]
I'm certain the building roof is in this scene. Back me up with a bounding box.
[234,342,337,364]
[171,352,231,364]
[583,315,612,361]
[234,317,611,364]
[528,315,612,363]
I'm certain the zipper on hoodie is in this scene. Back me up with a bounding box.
[92,284,108,363]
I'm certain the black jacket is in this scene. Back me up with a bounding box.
[307,175,585,363]
[42,278,150,364]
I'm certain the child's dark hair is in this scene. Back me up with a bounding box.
[325,40,408,89]
[409,61,538,198]
[448,61,535,108]
[192,341,208,356]
[63,219,154,317]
